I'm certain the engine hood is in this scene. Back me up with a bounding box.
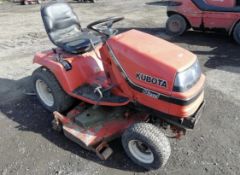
[108,29,197,95]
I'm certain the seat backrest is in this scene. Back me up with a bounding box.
[41,2,81,44]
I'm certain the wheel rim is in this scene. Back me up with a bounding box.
[36,79,54,107]
[128,140,154,164]
[169,20,181,33]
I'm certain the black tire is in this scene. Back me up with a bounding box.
[166,14,187,36]
[122,123,171,170]
[233,22,240,45]
[32,67,75,112]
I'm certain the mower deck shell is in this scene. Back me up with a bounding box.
[53,105,148,147]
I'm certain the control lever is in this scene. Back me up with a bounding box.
[93,84,117,109]
[52,48,72,71]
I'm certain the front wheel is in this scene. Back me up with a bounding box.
[122,123,171,170]
[233,22,240,45]
[32,67,75,112]
[166,14,187,36]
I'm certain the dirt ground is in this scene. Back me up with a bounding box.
[0,0,240,174]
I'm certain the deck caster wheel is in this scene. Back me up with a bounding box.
[32,67,75,112]
[233,22,240,45]
[166,14,187,36]
[122,123,171,170]
[52,118,62,132]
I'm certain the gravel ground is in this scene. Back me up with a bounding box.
[0,0,240,174]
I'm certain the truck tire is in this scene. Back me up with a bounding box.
[122,123,171,170]
[233,22,240,45]
[166,14,187,36]
[32,67,75,112]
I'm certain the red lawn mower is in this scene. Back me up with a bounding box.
[166,0,240,44]
[32,2,205,170]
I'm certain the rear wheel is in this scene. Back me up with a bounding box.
[32,67,75,112]
[233,22,240,45]
[166,14,187,36]
[122,123,171,170]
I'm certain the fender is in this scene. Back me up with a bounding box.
[33,50,104,94]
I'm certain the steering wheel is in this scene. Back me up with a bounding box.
[87,16,124,36]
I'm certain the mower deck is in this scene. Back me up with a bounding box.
[53,104,149,159]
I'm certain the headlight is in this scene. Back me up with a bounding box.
[173,60,202,92]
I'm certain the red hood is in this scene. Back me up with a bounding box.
[110,29,196,73]
[108,29,197,95]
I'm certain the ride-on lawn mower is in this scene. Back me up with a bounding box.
[32,2,205,170]
[166,0,240,44]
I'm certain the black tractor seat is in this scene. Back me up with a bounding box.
[41,2,101,54]
[192,0,240,12]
